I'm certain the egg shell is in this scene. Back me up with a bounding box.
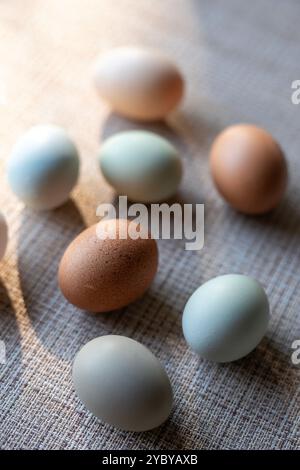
[93,47,184,121]
[210,124,287,214]
[73,335,173,431]
[182,274,270,363]
[0,211,8,261]
[98,130,182,202]
[58,219,158,312]
[8,125,80,210]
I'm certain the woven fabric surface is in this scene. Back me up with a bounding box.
[0,0,299,450]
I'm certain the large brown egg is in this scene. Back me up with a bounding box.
[93,47,184,121]
[58,219,158,312]
[210,124,288,215]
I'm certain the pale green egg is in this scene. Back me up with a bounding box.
[182,274,270,363]
[73,335,173,431]
[98,130,182,202]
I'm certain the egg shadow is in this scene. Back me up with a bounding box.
[182,335,298,450]
[235,337,296,391]
[140,399,210,450]
[135,417,186,450]
[150,417,186,450]
[70,283,183,358]
[170,108,224,154]
[100,111,184,147]
[194,336,297,396]
[101,107,223,155]
[0,279,22,391]
[215,195,300,252]
[241,197,300,239]
[86,414,185,450]
[16,199,87,360]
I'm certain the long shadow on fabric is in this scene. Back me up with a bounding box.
[192,335,298,411]
[17,199,86,360]
[230,336,298,393]
[0,280,22,407]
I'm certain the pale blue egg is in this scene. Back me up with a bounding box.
[98,130,182,202]
[8,125,79,210]
[182,274,270,363]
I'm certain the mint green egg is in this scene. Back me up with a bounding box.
[98,131,182,202]
[182,274,270,363]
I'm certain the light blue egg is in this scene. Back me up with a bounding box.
[182,274,270,363]
[8,125,79,210]
[98,130,182,202]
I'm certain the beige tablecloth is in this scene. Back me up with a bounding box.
[0,0,299,450]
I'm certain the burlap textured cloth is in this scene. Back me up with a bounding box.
[0,0,299,450]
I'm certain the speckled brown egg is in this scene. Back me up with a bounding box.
[210,124,288,215]
[93,47,184,121]
[58,219,158,312]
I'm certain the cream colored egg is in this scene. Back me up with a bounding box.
[93,47,184,121]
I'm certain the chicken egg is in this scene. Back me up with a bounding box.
[93,47,184,121]
[8,125,80,210]
[58,219,158,312]
[182,274,270,363]
[210,124,287,214]
[73,335,173,431]
[98,130,182,202]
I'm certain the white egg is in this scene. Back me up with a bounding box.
[73,335,173,431]
[182,274,270,363]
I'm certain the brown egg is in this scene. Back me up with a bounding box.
[93,47,184,121]
[58,219,158,312]
[210,124,288,215]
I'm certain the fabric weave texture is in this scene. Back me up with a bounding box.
[0,0,299,450]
